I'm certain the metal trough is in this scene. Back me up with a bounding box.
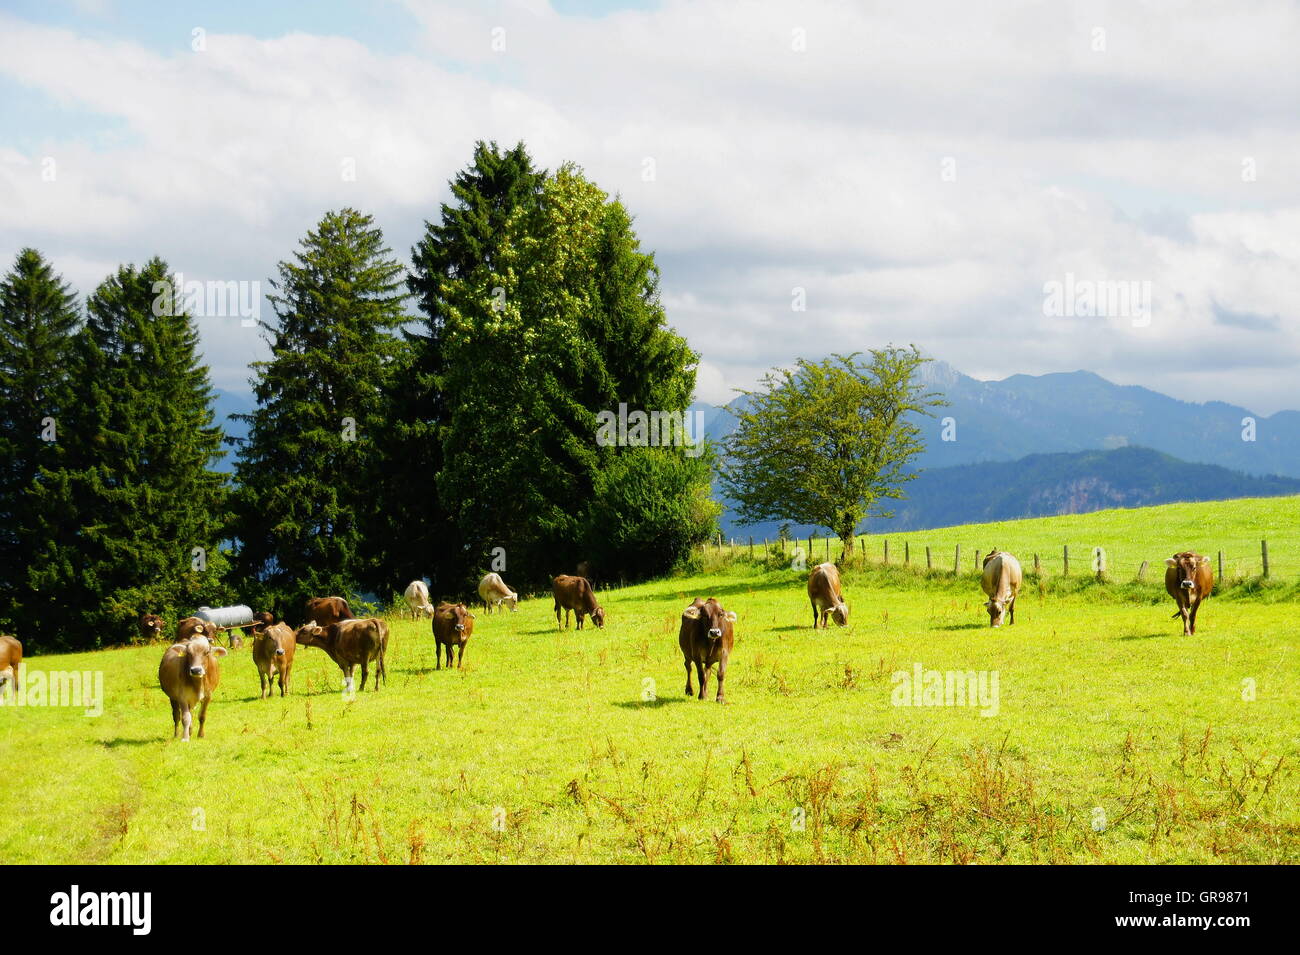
[194,605,255,630]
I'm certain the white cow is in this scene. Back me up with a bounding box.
[478,573,519,613]
[403,580,435,618]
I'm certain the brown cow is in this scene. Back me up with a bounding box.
[807,562,848,628]
[303,596,354,628]
[432,602,475,670]
[678,598,737,703]
[1165,551,1213,635]
[176,616,213,643]
[980,551,1023,628]
[242,610,274,641]
[0,635,22,698]
[137,613,165,642]
[252,622,296,698]
[552,575,604,630]
[295,618,388,693]
[158,634,227,740]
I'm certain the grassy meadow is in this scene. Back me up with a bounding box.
[1,496,1297,864]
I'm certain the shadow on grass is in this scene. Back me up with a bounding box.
[98,736,158,747]
[935,623,986,631]
[1116,631,1170,641]
[612,697,690,710]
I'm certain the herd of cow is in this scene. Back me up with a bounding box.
[0,550,1216,738]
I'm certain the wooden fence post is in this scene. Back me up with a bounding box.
[925,545,932,570]
[1261,539,1269,578]
[749,536,754,559]
[1033,553,1041,575]
[1217,551,1223,582]
[1137,559,1148,581]
[904,541,910,566]
[884,539,889,565]
[954,544,961,574]
[1063,545,1069,576]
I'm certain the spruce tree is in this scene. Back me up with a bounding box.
[231,208,407,616]
[24,259,230,649]
[0,249,80,631]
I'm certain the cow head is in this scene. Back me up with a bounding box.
[251,611,274,633]
[506,591,519,612]
[683,599,736,639]
[169,635,226,677]
[1166,553,1209,591]
[443,604,475,632]
[294,621,327,648]
[590,605,605,629]
[260,625,291,657]
[140,613,164,638]
[984,597,1010,627]
[831,601,849,627]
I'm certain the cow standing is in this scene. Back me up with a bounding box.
[1165,551,1213,635]
[807,562,849,628]
[678,598,737,703]
[176,616,213,643]
[303,596,354,628]
[432,603,475,670]
[252,622,297,698]
[0,635,22,698]
[403,581,435,618]
[478,573,519,613]
[158,635,227,740]
[552,575,604,630]
[980,551,1022,627]
[137,613,165,642]
[295,618,388,693]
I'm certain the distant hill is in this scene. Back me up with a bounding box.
[699,363,1300,478]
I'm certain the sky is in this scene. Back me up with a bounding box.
[1,0,1298,413]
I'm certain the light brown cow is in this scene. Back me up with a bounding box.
[678,598,737,703]
[478,573,518,613]
[0,635,22,698]
[176,616,213,643]
[295,618,388,693]
[252,622,296,698]
[1165,551,1213,635]
[552,575,604,630]
[137,613,165,642]
[807,562,848,628]
[980,551,1023,627]
[403,581,435,618]
[432,602,475,669]
[158,635,227,740]
[303,596,354,628]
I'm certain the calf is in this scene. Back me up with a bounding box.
[1165,551,1213,635]
[295,618,388,693]
[432,602,475,669]
[0,635,22,698]
[158,635,227,740]
[303,596,354,628]
[552,575,604,630]
[980,551,1023,627]
[807,562,848,628]
[679,598,737,703]
[252,622,297,698]
[478,573,518,613]
[403,580,435,618]
[137,613,165,642]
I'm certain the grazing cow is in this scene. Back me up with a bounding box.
[1165,551,1213,635]
[252,622,296,698]
[0,635,22,697]
[303,596,354,628]
[137,613,165,642]
[432,603,475,670]
[552,575,604,630]
[158,635,227,740]
[980,551,1023,627]
[478,573,519,613]
[176,616,213,643]
[807,562,849,628]
[403,580,435,618]
[678,598,737,703]
[295,618,388,693]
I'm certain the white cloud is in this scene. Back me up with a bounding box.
[1,1,1298,411]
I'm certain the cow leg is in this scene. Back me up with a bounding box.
[258,669,268,699]
[811,601,818,629]
[280,666,289,697]
[1189,600,1201,635]
[576,612,585,631]
[1179,604,1191,636]
[360,660,369,691]
[180,704,193,741]
[555,603,562,629]
[715,652,727,703]
[171,700,181,738]
[197,697,210,738]
[436,643,443,670]
[696,660,707,701]
[456,644,464,669]
[344,666,355,695]
[1009,597,1016,625]
[684,658,694,697]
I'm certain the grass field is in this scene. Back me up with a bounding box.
[2,497,1297,864]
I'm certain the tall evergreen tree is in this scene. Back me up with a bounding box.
[391,141,546,598]
[24,258,230,649]
[231,208,407,616]
[0,249,80,631]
